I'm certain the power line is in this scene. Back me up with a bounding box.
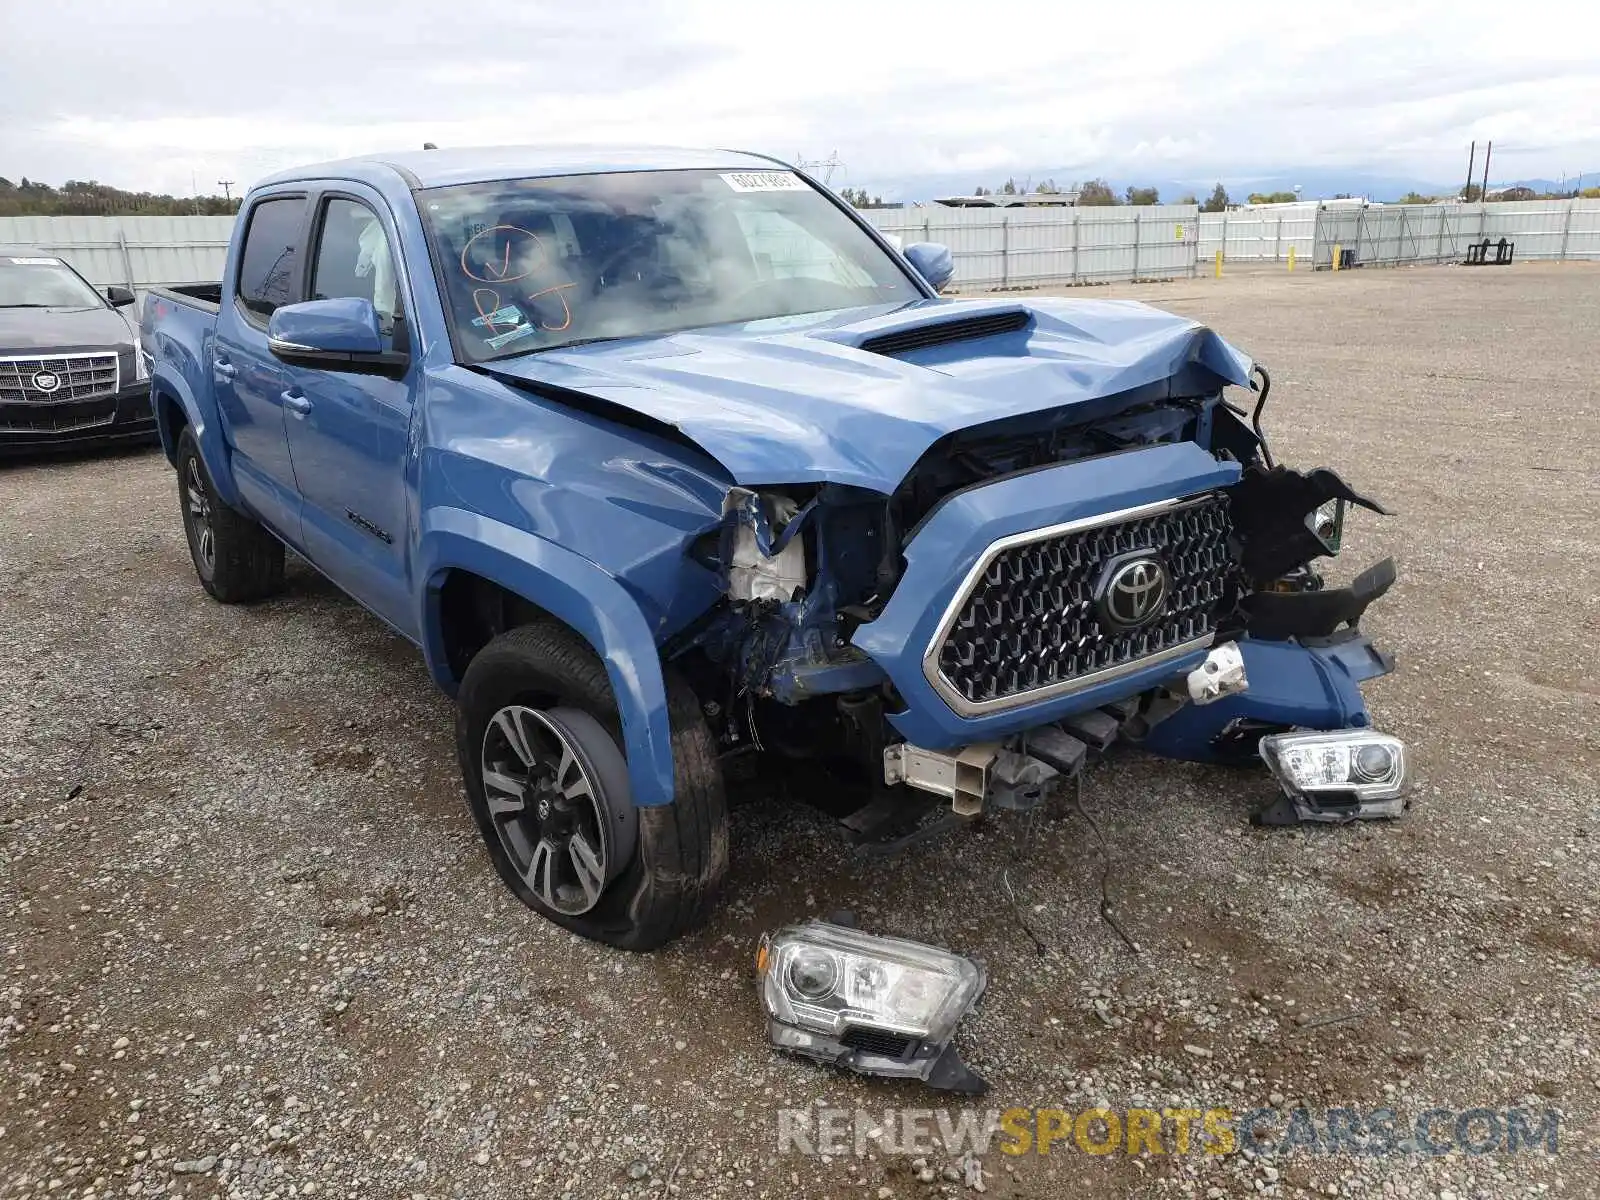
[794,150,845,186]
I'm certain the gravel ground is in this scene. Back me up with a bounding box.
[1,262,1595,1200]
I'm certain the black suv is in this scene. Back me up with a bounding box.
[1,246,155,455]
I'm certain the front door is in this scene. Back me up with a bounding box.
[282,190,418,639]
[213,191,307,539]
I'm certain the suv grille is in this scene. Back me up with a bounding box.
[0,353,120,405]
[929,494,1233,713]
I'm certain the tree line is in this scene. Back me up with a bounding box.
[853,178,1600,211]
[0,177,241,217]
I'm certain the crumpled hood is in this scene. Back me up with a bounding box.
[0,304,135,353]
[484,296,1254,494]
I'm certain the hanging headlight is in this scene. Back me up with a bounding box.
[1305,497,1344,553]
[757,921,987,1093]
[1258,728,1408,822]
[134,337,151,382]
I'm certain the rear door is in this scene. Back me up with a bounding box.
[281,187,419,639]
[214,191,307,539]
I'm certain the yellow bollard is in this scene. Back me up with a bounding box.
[1288,246,1296,272]
[1332,244,1342,272]
[1214,250,1223,278]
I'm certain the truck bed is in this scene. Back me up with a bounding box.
[148,283,223,313]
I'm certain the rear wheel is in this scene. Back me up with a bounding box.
[456,621,728,950]
[176,429,284,603]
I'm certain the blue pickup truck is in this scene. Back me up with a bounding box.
[142,146,1405,949]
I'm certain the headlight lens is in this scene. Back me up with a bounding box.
[759,922,984,1043]
[134,337,150,381]
[1259,729,1406,800]
[1305,497,1344,552]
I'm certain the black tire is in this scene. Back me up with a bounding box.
[456,621,729,950]
[176,429,284,603]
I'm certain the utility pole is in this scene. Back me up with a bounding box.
[1462,140,1475,201]
[217,180,235,202]
[1480,141,1492,204]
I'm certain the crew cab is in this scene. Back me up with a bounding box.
[1,246,155,455]
[142,147,1405,949]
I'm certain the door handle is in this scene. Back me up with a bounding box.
[281,390,312,415]
[213,359,237,381]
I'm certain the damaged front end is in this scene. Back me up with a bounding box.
[668,361,1407,837]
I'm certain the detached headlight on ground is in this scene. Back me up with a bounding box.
[1257,729,1408,823]
[757,921,987,1093]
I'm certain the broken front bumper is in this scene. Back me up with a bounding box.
[1138,630,1395,764]
[880,629,1403,823]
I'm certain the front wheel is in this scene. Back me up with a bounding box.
[456,622,728,950]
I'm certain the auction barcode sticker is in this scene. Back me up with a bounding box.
[720,171,809,192]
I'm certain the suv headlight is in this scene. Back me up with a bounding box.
[134,337,150,382]
[758,921,987,1092]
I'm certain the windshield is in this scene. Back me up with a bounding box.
[0,255,105,309]
[417,168,918,361]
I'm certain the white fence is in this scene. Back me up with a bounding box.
[1196,199,1600,267]
[0,214,236,293]
[6,200,1598,299]
[860,205,1201,288]
[1195,208,1316,264]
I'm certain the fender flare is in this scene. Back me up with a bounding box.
[417,507,678,808]
[150,363,244,509]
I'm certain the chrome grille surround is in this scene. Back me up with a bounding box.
[0,352,120,405]
[922,494,1233,717]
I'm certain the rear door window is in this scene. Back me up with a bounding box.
[236,196,306,324]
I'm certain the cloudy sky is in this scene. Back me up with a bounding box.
[3,0,1595,197]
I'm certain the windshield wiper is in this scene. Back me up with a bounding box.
[522,335,631,355]
[0,303,53,309]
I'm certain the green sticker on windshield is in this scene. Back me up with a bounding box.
[484,324,538,350]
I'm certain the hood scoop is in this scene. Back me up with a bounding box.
[857,308,1031,358]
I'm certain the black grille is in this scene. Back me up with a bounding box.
[860,310,1029,357]
[0,398,118,434]
[840,1027,916,1058]
[935,495,1233,708]
[0,353,119,405]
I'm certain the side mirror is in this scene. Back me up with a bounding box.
[106,285,136,307]
[267,297,407,376]
[903,242,955,292]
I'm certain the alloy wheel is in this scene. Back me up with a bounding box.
[185,457,215,574]
[480,705,614,915]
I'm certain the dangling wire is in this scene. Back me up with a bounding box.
[1250,364,1276,468]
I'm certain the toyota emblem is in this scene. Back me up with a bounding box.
[31,370,61,394]
[1097,555,1170,629]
